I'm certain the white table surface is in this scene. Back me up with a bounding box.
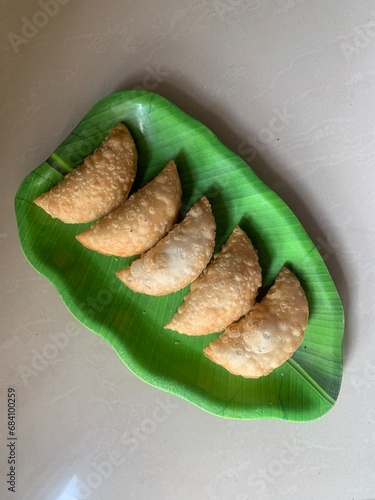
[2,1,375,499]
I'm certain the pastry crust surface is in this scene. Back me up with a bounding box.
[204,267,309,378]
[34,123,137,223]
[116,196,216,296]
[76,161,181,256]
[165,226,261,335]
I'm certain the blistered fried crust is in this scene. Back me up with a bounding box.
[204,267,309,378]
[34,123,137,223]
[116,196,216,296]
[165,226,261,335]
[76,161,181,256]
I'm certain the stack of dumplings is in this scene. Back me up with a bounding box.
[34,123,309,379]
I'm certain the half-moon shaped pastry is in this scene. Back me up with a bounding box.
[165,225,261,335]
[116,196,216,296]
[76,161,182,257]
[34,123,137,223]
[204,267,309,378]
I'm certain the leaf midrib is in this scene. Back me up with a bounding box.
[287,358,335,407]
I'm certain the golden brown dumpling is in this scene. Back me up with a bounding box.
[76,161,181,256]
[34,123,137,223]
[165,226,261,335]
[204,267,309,378]
[116,196,216,296]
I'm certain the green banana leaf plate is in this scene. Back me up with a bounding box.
[15,90,344,421]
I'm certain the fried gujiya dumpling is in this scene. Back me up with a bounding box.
[204,267,309,378]
[76,161,182,257]
[34,123,137,223]
[165,226,261,335]
[116,196,216,296]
